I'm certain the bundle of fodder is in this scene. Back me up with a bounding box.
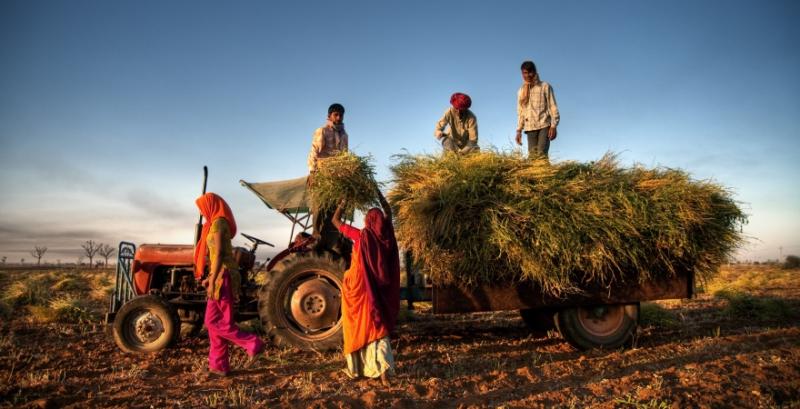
[389,151,746,296]
[308,151,381,212]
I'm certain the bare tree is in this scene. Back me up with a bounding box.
[98,243,116,267]
[30,245,48,265]
[81,240,101,268]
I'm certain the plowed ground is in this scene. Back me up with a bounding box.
[1,265,798,408]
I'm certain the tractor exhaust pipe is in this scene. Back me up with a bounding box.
[194,166,209,246]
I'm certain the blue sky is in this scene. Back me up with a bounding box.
[1,0,798,264]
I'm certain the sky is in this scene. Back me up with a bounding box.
[1,0,798,265]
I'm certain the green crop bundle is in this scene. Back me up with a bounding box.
[389,151,746,296]
[308,152,381,213]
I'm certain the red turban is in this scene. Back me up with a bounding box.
[450,92,472,110]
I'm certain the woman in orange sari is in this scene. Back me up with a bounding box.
[332,191,400,385]
[194,193,265,376]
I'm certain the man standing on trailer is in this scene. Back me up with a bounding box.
[515,60,560,158]
[307,103,349,248]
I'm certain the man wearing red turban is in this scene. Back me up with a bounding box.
[434,92,479,154]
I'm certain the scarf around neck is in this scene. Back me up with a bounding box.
[519,78,540,106]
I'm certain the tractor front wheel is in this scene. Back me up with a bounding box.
[555,303,639,350]
[112,295,180,353]
[258,253,345,351]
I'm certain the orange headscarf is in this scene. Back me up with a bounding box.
[193,193,237,279]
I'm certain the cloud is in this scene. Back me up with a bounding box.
[7,153,192,220]
[0,220,120,245]
[125,189,187,220]
[0,220,123,262]
[24,155,107,192]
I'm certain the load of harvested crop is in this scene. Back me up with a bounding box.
[308,151,381,212]
[389,151,746,295]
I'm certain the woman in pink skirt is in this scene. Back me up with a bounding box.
[194,192,265,376]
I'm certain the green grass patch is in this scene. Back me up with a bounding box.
[703,265,798,295]
[29,295,94,324]
[3,274,54,306]
[714,289,792,321]
[28,305,57,323]
[1,271,99,323]
[48,295,93,323]
[51,275,91,292]
[639,302,679,328]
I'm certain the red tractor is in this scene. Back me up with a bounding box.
[106,171,353,353]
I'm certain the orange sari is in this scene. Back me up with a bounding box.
[340,224,389,355]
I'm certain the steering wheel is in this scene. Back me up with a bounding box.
[241,232,274,248]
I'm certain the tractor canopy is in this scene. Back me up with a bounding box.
[240,176,309,214]
[240,176,312,241]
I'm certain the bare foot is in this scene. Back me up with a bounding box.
[380,372,391,387]
[199,368,228,382]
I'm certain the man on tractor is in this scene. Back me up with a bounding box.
[307,103,349,251]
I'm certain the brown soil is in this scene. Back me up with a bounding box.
[1,265,799,408]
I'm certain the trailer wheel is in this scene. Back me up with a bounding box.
[519,308,556,334]
[258,253,345,351]
[112,295,180,353]
[555,303,639,350]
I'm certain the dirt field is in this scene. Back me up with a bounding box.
[1,265,798,408]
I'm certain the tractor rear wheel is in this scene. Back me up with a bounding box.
[112,295,180,353]
[555,303,639,350]
[258,253,345,351]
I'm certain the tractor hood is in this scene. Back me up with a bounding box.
[135,244,194,265]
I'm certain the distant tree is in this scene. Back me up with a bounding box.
[1,256,6,265]
[20,258,25,265]
[784,255,800,269]
[30,245,48,265]
[98,243,116,267]
[81,240,101,268]
[77,256,85,266]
